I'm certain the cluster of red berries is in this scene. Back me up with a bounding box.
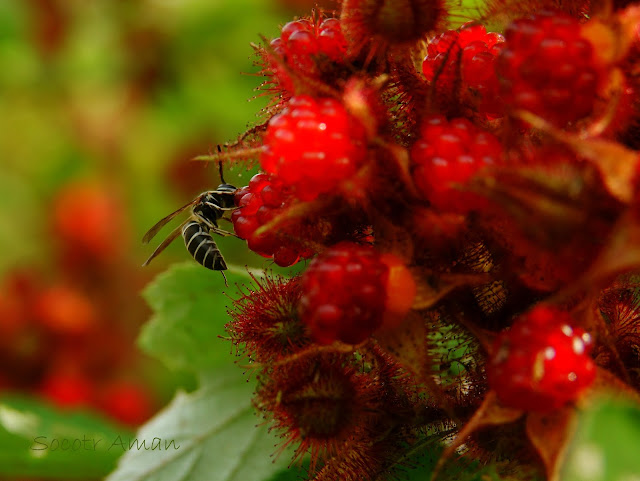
[1,181,156,427]
[220,2,640,480]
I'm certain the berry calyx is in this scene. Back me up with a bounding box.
[487,305,596,412]
[341,0,448,52]
[410,115,502,212]
[255,354,380,470]
[299,242,415,344]
[497,10,604,127]
[422,23,504,118]
[227,275,309,363]
[261,95,368,201]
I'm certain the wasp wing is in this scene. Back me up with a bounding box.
[142,199,197,244]
[142,219,190,267]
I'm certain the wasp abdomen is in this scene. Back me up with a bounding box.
[182,220,227,271]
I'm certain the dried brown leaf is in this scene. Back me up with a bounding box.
[525,405,577,481]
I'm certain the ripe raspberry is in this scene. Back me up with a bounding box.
[232,173,314,266]
[33,285,97,336]
[497,10,603,126]
[422,23,504,118]
[299,242,415,344]
[410,115,502,212]
[487,306,596,412]
[40,373,95,409]
[267,17,347,94]
[52,181,127,262]
[261,96,368,201]
[99,381,154,426]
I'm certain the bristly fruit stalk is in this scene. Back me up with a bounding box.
[210,1,640,480]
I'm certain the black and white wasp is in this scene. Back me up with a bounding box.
[142,161,237,283]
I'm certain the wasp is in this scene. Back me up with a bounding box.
[142,160,237,283]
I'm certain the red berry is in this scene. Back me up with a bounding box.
[299,243,415,344]
[261,95,367,200]
[423,24,504,118]
[487,306,596,412]
[40,373,94,409]
[99,381,154,426]
[410,115,502,212]
[33,285,97,336]
[231,173,310,266]
[52,181,127,262]
[497,10,603,126]
[266,17,348,94]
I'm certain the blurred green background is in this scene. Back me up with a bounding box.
[0,0,298,271]
[0,0,317,449]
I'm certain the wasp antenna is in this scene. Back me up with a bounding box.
[221,270,229,287]
[216,145,227,184]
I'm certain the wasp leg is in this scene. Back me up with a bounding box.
[210,226,240,238]
[203,202,237,211]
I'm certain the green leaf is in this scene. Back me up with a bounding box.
[0,396,132,479]
[563,400,640,481]
[139,262,253,372]
[106,368,300,481]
